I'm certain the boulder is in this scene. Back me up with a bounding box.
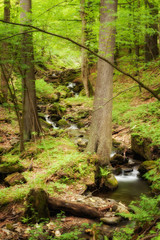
[110,154,126,166]
[138,160,156,175]
[57,119,69,128]
[24,188,50,223]
[4,172,26,186]
[76,138,88,148]
[104,173,118,190]
[131,134,160,160]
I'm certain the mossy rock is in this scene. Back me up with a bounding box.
[77,122,85,128]
[24,188,50,223]
[104,173,118,190]
[4,172,26,186]
[0,163,25,174]
[40,118,53,129]
[78,110,90,119]
[138,160,156,175]
[110,154,126,166]
[49,103,66,116]
[131,134,152,160]
[57,119,69,127]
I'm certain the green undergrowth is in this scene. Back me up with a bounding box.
[113,194,160,240]
[0,136,95,205]
[113,99,160,145]
[64,96,93,108]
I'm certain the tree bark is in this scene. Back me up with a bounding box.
[20,0,41,141]
[80,0,90,97]
[86,0,117,166]
[0,0,10,102]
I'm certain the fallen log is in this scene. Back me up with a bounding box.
[48,197,104,219]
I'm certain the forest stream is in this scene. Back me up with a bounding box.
[97,166,150,205]
[44,115,151,205]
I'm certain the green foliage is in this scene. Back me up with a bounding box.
[28,223,52,240]
[144,159,160,192]
[114,195,160,239]
[99,167,110,177]
[113,225,134,240]
[36,79,54,98]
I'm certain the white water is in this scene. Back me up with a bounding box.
[68,124,78,130]
[110,151,116,158]
[115,168,139,182]
[45,115,58,129]
[67,82,76,88]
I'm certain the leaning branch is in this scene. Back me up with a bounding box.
[0,19,159,101]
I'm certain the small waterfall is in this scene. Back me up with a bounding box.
[115,168,139,182]
[67,82,76,88]
[45,115,58,129]
[67,82,79,97]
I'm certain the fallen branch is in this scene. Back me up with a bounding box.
[48,197,104,219]
[0,20,159,101]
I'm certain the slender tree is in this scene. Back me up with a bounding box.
[80,0,90,97]
[144,0,159,62]
[87,0,117,166]
[80,0,96,97]
[0,0,10,102]
[20,0,41,141]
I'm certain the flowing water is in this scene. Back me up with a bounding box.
[45,115,78,130]
[99,167,150,205]
[45,115,58,129]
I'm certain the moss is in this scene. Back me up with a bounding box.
[0,163,25,174]
[138,160,156,175]
[58,119,69,127]
[104,173,118,190]
[24,188,50,223]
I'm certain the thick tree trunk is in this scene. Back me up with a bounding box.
[144,1,159,62]
[86,0,117,166]
[20,0,41,141]
[0,0,10,102]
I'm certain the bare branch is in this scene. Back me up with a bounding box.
[0,19,159,101]
[0,30,37,41]
[93,85,138,113]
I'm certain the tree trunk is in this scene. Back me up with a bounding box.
[0,0,10,102]
[80,0,90,97]
[86,0,117,166]
[20,0,41,141]
[144,1,159,62]
[48,197,103,219]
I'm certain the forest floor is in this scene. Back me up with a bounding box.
[0,60,160,239]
